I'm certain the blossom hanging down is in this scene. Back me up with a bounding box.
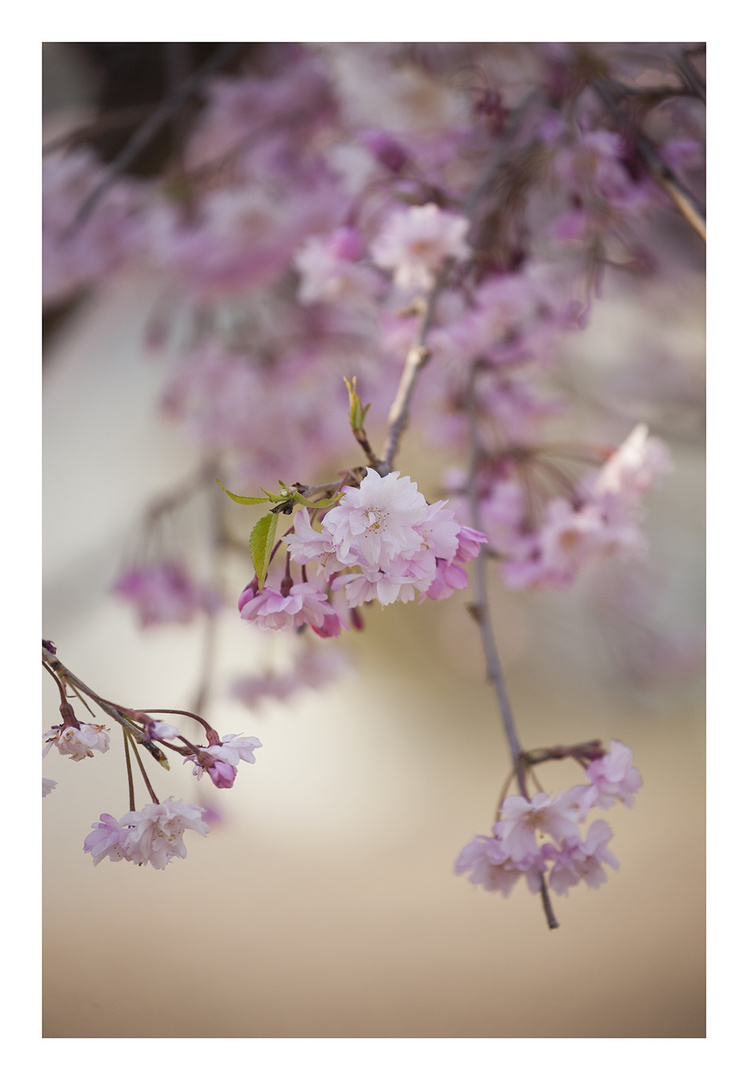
[455,740,640,900]
[284,468,487,610]
[84,798,210,869]
[43,722,110,761]
[186,733,263,789]
[466,424,672,591]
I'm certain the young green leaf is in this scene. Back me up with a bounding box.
[249,512,279,593]
[216,479,270,505]
[344,376,372,433]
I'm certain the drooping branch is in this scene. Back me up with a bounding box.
[464,364,558,930]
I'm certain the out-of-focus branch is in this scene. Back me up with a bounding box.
[674,51,706,103]
[68,42,246,232]
[591,76,706,243]
[42,105,153,156]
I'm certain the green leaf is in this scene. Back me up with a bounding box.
[344,376,372,433]
[249,512,279,593]
[216,479,269,505]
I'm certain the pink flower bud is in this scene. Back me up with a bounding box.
[207,759,238,789]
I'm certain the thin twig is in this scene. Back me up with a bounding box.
[42,105,154,156]
[379,277,446,473]
[43,646,148,743]
[464,365,559,930]
[126,732,160,804]
[122,728,136,812]
[674,51,706,104]
[539,878,560,930]
[464,365,522,765]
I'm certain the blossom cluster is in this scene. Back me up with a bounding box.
[285,468,487,609]
[41,641,264,869]
[83,798,210,869]
[113,561,222,628]
[455,741,642,898]
[186,732,262,789]
[449,423,672,590]
[231,646,350,709]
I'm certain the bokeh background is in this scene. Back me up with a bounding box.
[42,43,705,1039]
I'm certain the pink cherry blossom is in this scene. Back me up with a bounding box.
[322,468,429,569]
[544,819,619,896]
[213,734,263,766]
[239,582,341,634]
[415,500,461,561]
[284,508,347,575]
[454,835,531,897]
[188,733,263,786]
[119,798,210,870]
[586,740,642,809]
[422,560,469,601]
[294,228,380,306]
[593,424,672,503]
[496,790,582,862]
[145,720,181,742]
[231,646,350,709]
[83,813,133,867]
[371,202,471,290]
[205,759,238,789]
[114,562,220,628]
[43,722,110,762]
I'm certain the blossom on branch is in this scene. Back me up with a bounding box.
[283,469,486,611]
[371,202,471,290]
[84,799,210,869]
[456,740,640,901]
[43,722,110,761]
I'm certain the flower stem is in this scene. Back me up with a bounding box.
[464,366,559,930]
[122,728,136,812]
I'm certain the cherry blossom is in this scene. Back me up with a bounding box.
[371,203,471,291]
[586,740,643,809]
[497,791,583,862]
[83,813,133,867]
[119,799,210,870]
[593,424,672,503]
[114,562,220,628]
[544,820,620,896]
[43,722,110,762]
[231,646,350,709]
[321,469,430,569]
[187,733,262,787]
[239,582,343,635]
[454,834,541,897]
[285,470,485,611]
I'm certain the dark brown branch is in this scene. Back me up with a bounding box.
[68,42,246,232]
